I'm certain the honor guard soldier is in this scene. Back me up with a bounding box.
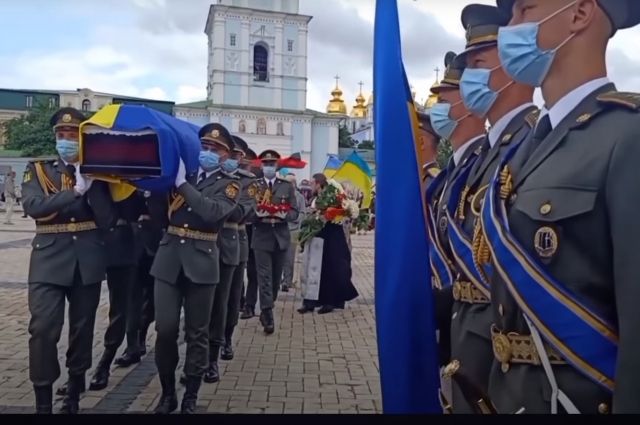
[240,148,261,319]
[436,4,538,413]
[222,137,258,361]
[149,123,240,414]
[483,0,640,414]
[89,189,146,390]
[426,52,487,409]
[415,111,441,188]
[252,150,299,334]
[23,107,116,414]
[201,132,246,385]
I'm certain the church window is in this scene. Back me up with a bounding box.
[239,120,246,133]
[287,39,294,52]
[82,99,91,112]
[276,122,284,136]
[230,34,236,47]
[253,43,269,82]
[48,97,57,108]
[257,118,267,135]
[25,96,33,108]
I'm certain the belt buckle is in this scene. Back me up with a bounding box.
[452,282,461,301]
[492,333,512,373]
[67,223,78,232]
[177,228,187,237]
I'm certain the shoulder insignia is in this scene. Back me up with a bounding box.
[23,167,32,183]
[225,182,240,200]
[247,182,258,198]
[427,167,441,179]
[525,109,541,128]
[597,91,640,110]
[237,169,256,178]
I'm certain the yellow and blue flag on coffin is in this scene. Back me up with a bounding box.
[373,0,440,414]
[331,151,372,208]
[323,154,343,178]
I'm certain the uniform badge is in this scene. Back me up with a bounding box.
[576,113,591,123]
[501,134,512,144]
[438,215,448,233]
[23,168,32,183]
[62,113,72,123]
[247,182,258,198]
[225,182,240,199]
[534,226,558,258]
[211,129,220,138]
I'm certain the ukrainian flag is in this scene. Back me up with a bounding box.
[331,151,372,208]
[322,154,343,178]
[373,0,441,413]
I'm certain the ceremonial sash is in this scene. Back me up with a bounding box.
[445,160,491,298]
[480,143,617,391]
[425,170,453,289]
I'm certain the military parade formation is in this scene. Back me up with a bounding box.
[21,106,298,414]
[423,0,640,414]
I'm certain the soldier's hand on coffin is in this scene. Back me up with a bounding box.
[274,211,288,219]
[73,164,94,196]
[255,208,270,218]
[175,159,187,188]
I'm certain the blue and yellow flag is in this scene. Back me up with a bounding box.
[373,0,441,413]
[331,151,372,208]
[323,154,343,178]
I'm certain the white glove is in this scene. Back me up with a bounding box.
[255,209,270,218]
[275,210,288,219]
[73,164,94,196]
[175,159,187,187]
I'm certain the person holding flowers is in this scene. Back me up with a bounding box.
[298,174,359,315]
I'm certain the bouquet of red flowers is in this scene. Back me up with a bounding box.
[256,189,291,219]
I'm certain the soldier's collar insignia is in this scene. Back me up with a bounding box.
[534,226,558,259]
[576,113,591,123]
[501,134,512,144]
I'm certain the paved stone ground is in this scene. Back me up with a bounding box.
[0,215,381,414]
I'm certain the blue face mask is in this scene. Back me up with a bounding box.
[221,158,239,173]
[199,150,220,172]
[55,139,79,163]
[263,165,277,180]
[497,1,577,87]
[429,102,469,140]
[460,66,514,118]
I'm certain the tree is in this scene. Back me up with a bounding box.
[358,139,375,150]
[339,125,355,148]
[3,102,60,157]
[437,139,453,168]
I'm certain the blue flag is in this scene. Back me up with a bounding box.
[373,0,441,414]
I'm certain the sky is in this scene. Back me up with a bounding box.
[1,0,640,113]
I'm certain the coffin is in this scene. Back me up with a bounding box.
[79,104,201,192]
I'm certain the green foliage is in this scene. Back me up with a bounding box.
[437,139,453,168]
[3,102,61,157]
[339,125,355,148]
[358,139,374,150]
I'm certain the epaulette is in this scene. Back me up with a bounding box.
[524,108,541,127]
[596,91,640,110]
[276,176,288,181]
[426,167,441,179]
[236,168,256,178]
[221,170,240,179]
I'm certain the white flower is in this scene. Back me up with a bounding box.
[327,179,344,193]
[342,199,360,219]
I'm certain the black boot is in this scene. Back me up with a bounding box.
[139,326,149,356]
[181,375,202,414]
[34,385,52,414]
[89,349,115,391]
[260,308,275,335]
[59,375,83,414]
[203,345,220,383]
[221,331,234,361]
[240,306,254,319]
[114,350,141,368]
[317,305,335,314]
[55,377,86,397]
[154,374,178,414]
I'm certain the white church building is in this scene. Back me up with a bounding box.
[175,0,342,180]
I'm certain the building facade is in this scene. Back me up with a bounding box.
[0,88,174,147]
[174,0,341,180]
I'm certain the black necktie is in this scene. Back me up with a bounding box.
[198,172,206,184]
[530,114,552,151]
[268,181,273,192]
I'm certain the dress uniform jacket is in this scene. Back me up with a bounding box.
[447,105,537,413]
[251,177,299,252]
[217,170,244,267]
[150,170,240,285]
[102,194,144,268]
[488,83,640,414]
[237,170,258,263]
[21,159,116,286]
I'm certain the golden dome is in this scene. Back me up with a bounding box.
[326,78,347,115]
[424,80,440,109]
[350,84,367,118]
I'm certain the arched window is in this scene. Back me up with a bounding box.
[82,99,91,112]
[239,120,246,133]
[257,118,267,135]
[253,43,269,82]
[276,122,284,136]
